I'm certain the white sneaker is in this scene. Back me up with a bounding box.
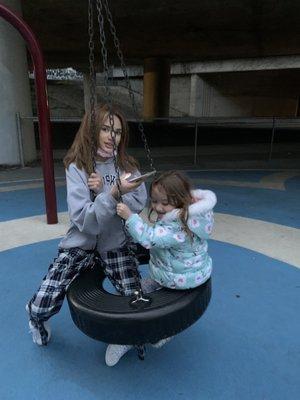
[28,320,51,346]
[151,336,173,349]
[105,344,133,366]
[26,304,51,346]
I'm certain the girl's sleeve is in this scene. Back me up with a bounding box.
[187,211,215,239]
[125,214,186,249]
[66,164,117,235]
[121,172,147,213]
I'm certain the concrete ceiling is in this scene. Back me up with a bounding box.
[21,0,300,70]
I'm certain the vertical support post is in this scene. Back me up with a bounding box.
[15,112,25,167]
[268,116,276,161]
[193,120,198,165]
[143,58,170,120]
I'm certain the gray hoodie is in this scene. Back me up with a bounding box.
[59,159,147,254]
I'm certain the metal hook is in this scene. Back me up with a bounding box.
[131,289,151,305]
[136,345,146,360]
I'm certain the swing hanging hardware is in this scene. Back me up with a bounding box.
[130,289,152,309]
[135,345,146,361]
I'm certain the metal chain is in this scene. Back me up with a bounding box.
[88,0,97,174]
[96,0,120,182]
[102,0,155,171]
[95,0,147,299]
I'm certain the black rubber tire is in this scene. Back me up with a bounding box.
[67,265,212,345]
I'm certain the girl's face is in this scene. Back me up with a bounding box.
[151,185,176,220]
[98,114,122,152]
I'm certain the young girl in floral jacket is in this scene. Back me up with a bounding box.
[117,170,217,290]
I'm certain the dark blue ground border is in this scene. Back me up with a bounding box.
[0,239,299,400]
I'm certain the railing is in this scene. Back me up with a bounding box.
[153,116,300,164]
[17,115,300,167]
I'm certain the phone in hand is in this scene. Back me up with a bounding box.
[126,170,156,183]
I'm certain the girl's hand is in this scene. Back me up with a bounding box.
[116,203,132,220]
[111,173,142,198]
[88,173,103,193]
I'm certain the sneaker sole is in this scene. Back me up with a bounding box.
[105,344,132,366]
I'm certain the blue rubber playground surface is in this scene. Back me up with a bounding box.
[0,169,299,400]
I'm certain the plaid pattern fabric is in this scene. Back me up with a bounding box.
[28,248,95,320]
[27,246,140,344]
[100,246,141,296]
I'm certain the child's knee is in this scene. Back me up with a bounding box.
[141,278,161,294]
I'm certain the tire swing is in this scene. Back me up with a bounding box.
[67,0,211,358]
[68,259,211,346]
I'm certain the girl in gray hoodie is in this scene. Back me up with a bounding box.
[26,104,147,366]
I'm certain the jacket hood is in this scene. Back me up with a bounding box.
[161,189,217,222]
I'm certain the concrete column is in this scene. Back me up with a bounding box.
[189,74,202,116]
[189,74,212,117]
[0,0,36,166]
[143,58,170,120]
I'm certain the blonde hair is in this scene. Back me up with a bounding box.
[148,170,193,237]
[64,103,138,175]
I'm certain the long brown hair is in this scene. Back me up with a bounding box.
[148,170,194,236]
[64,103,138,175]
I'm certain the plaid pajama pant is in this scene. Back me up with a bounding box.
[27,246,141,327]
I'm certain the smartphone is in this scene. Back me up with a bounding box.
[126,170,156,183]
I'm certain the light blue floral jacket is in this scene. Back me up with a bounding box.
[125,189,217,289]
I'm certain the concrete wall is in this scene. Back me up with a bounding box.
[170,76,190,116]
[31,76,191,119]
[30,68,300,121]
[193,84,297,117]
[195,70,299,117]
[30,81,85,118]
[31,78,144,119]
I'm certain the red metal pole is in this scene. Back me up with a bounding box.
[0,4,58,224]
